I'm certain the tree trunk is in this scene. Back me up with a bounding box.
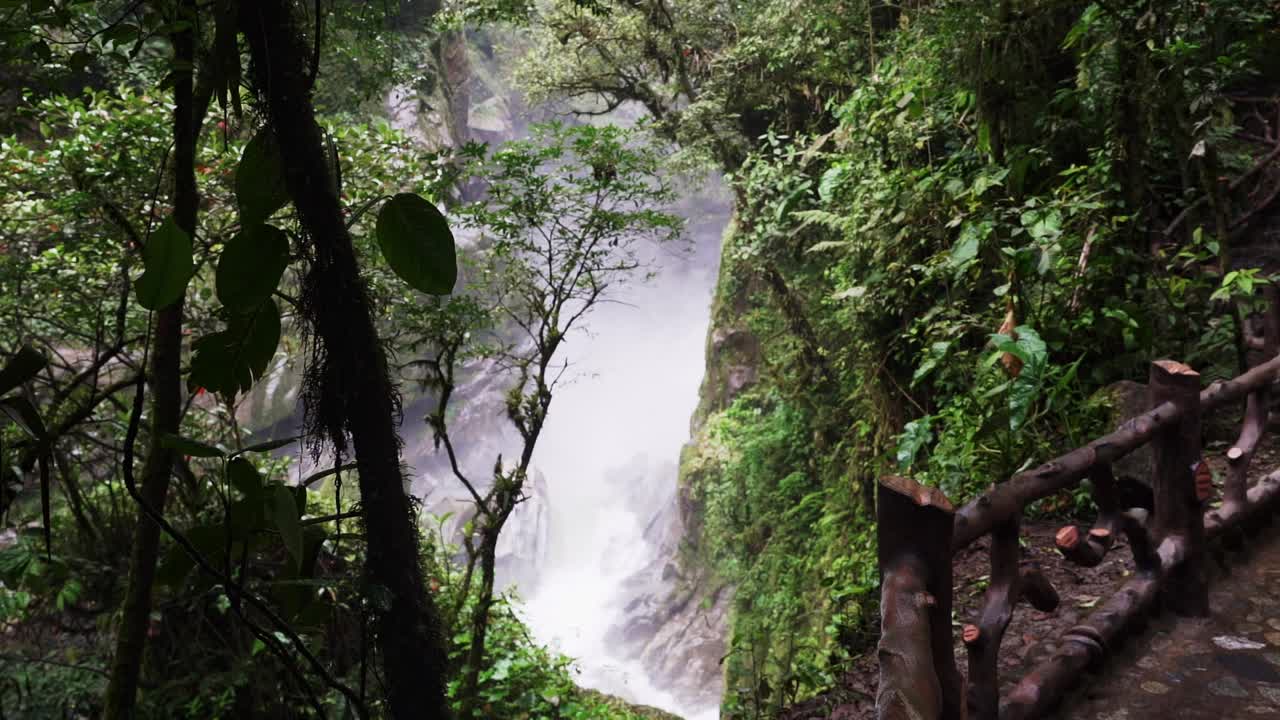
[102,3,196,715]
[239,4,451,717]
[458,525,498,720]
[439,29,471,149]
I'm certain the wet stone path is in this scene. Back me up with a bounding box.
[1052,521,1280,719]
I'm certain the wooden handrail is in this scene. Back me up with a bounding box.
[876,291,1280,720]
[951,350,1280,551]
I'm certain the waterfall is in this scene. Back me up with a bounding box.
[251,194,731,716]
[514,202,726,720]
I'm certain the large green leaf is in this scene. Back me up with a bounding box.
[271,484,302,571]
[375,193,457,295]
[0,396,47,440]
[993,325,1048,431]
[161,433,225,458]
[133,217,193,310]
[227,457,263,502]
[236,131,290,226]
[189,299,281,400]
[947,221,990,275]
[0,346,46,397]
[911,341,952,388]
[216,224,290,311]
[895,416,934,471]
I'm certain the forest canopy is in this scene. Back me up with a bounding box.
[2,1,1279,719]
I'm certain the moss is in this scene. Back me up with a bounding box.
[575,689,686,720]
[689,213,767,430]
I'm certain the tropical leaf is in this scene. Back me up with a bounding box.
[375,193,457,295]
[133,217,193,310]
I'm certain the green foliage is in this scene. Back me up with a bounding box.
[132,216,193,310]
[235,132,291,226]
[376,193,457,295]
[4,1,1280,717]
[685,389,876,715]
[658,0,1280,715]
[215,225,291,312]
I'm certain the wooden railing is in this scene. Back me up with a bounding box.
[875,289,1280,720]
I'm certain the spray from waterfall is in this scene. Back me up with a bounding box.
[511,196,726,720]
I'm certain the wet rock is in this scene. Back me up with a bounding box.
[1216,653,1280,683]
[1258,685,1280,705]
[1217,636,1267,650]
[1209,675,1250,698]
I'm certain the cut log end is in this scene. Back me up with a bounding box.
[1056,524,1107,567]
[879,475,955,513]
[962,624,981,645]
[1153,359,1200,378]
[1228,446,1245,462]
[1195,460,1214,502]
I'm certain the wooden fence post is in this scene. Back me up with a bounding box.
[1149,360,1208,616]
[1227,286,1280,526]
[876,476,962,720]
[964,513,1059,720]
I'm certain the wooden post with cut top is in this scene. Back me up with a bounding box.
[1149,359,1208,616]
[876,475,962,720]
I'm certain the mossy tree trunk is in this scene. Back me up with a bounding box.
[238,3,451,717]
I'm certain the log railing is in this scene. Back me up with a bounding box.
[876,288,1280,720]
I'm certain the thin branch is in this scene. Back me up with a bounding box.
[119,373,367,719]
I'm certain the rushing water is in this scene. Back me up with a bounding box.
[511,211,724,719]
[259,214,728,716]
[267,83,730,718]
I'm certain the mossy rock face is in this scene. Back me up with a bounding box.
[690,214,765,431]
[576,689,686,719]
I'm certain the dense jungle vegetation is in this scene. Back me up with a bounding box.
[1,0,1279,718]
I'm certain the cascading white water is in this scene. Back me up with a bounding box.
[515,228,723,720]
[363,80,734,717]
[256,200,729,716]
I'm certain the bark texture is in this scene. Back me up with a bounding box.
[239,3,451,717]
[1148,359,1207,616]
[876,475,962,720]
[103,4,196,716]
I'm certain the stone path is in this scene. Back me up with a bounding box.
[1052,521,1280,719]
